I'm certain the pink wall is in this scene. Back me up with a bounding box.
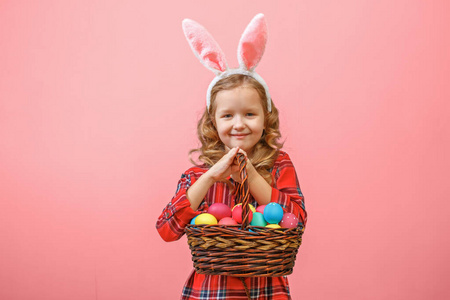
[1,1,449,299]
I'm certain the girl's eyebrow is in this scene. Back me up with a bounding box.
[216,107,233,113]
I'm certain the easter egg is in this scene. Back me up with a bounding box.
[208,203,232,221]
[280,213,299,229]
[190,216,198,225]
[218,217,238,225]
[263,203,284,224]
[232,205,253,224]
[195,213,218,225]
[233,203,256,212]
[256,205,266,214]
[265,224,281,229]
[250,212,267,227]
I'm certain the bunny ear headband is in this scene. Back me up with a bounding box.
[182,13,272,112]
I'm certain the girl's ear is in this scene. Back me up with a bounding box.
[182,19,229,75]
[237,13,268,72]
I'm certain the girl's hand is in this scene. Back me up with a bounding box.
[230,149,254,182]
[206,147,241,182]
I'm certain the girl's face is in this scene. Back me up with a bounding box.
[214,85,265,155]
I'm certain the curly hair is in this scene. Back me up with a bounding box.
[189,74,283,185]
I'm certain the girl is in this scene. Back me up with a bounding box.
[156,14,307,300]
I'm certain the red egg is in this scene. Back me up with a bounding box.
[232,205,253,224]
[279,213,299,229]
[218,217,238,225]
[232,203,256,212]
[208,203,232,221]
[256,205,266,214]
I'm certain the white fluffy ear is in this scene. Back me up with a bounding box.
[182,19,228,75]
[237,13,268,71]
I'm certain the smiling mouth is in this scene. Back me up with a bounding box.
[231,134,249,139]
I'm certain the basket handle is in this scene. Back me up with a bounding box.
[235,153,251,230]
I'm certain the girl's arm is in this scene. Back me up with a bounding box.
[246,163,272,205]
[187,147,240,210]
[186,173,215,211]
[246,152,307,227]
[156,169,204,242]
[156,147,240,242]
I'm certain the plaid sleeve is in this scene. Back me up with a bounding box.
[271,152,307,228]
[156,169,203,242]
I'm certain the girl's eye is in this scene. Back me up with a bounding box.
[223,114,232,118]
[246,113,255,117]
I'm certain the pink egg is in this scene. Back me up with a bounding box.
[256,205,266,214]
[208,203,232,221]
[232,205,253,224]
[279,213,299,229]
[218,217,238,225]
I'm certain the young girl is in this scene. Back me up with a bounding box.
[156,14,307,300]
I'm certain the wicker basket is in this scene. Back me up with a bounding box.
[185,154,304,278]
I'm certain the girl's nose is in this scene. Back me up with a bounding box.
[233,116,245,129]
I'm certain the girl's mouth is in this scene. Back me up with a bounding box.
[231,134,249,139]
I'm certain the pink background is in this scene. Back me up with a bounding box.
[1,1,449,299]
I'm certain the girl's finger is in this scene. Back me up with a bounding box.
[230,165,240,173]
[236,148,247,159]
[230,147,242,164]
[228,147,240,158]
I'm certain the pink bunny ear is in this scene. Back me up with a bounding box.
[238,14,268,71]
[182,19,228,75]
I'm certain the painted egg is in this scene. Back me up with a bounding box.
[256,205,266,214]
[280,213,299,229]
[194,213,218,225]
[232,205,253,224]
[190,215,198,225]
[265,224,281,229]
[208,203,232,221]
[263,203,284,224]
[250,212,267,227]
[233,203,256,212]
[218,217,238,225]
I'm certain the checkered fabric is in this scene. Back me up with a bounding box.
[156,151,307,299]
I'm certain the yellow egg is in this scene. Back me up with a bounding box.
[232,203,256,212]
[195,213,218,225]
[265,224,281,229]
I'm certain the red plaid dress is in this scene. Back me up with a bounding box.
[156,151,307,300]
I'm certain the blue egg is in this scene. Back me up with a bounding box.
[190,216,198,225]
[263,203,284,224]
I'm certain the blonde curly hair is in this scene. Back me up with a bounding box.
[190,74,283,185]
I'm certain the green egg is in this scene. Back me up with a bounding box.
[250,212,267,227]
